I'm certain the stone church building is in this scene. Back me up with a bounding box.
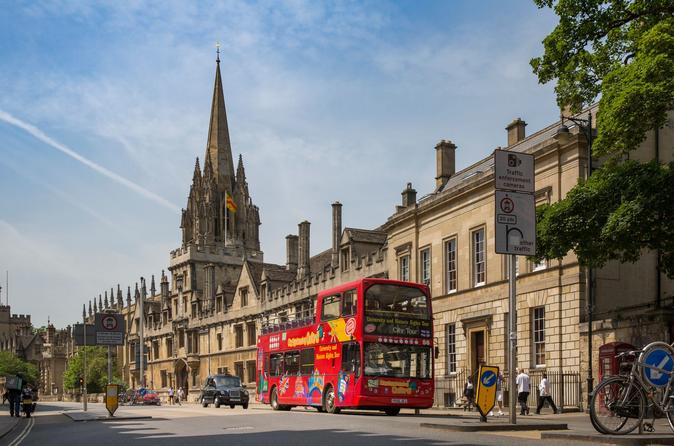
[82,57,674,409]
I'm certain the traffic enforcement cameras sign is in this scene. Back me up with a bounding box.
[494,150,534,194]
[95,313,125,345]
[495,190,536,256]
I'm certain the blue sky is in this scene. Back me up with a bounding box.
[0,1,559,327]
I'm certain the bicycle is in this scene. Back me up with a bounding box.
[590,341,674,435]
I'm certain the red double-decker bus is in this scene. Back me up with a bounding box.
[256,278,434,415]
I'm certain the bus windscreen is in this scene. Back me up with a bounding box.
[363,284,431,338]
[364,343,432,378]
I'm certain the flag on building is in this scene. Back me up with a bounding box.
[226,192,237,212]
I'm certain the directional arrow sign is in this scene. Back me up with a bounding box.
[495,190,536,256]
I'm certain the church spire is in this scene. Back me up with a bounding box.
[236,154,246,182]
[205,53,235,194]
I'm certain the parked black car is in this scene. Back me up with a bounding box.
[201,375,249,409]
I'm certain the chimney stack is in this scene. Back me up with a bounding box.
[286,235,299,271]
[297,221,311,280]
[435,140,456,189]
[331,202,342,268]
[401,183,417,208]
[506,118,527,146]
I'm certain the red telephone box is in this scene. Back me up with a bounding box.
[598,342,635,382]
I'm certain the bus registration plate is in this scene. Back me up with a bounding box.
[391,398,407,404]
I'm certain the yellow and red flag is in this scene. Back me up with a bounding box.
[226,192,237,212]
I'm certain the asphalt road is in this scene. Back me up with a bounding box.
[1,401,593,446]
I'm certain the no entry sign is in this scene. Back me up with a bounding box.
[95,313,125,345]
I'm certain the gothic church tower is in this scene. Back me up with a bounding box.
[170,54,262,314]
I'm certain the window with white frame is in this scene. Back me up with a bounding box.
[445,323,457,374]
[444,238,457,293]
[420,247,431,286]
[532,306,546,367]
[399,255,410,281]
[472,228,486,286]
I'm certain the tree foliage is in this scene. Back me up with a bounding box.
[536,161,674,276]
[63,346,121,393]
[531,0,674,273]
[0,351,38,385]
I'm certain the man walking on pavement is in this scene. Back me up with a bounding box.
[177,387,184,406]
[8,386,21,417]
[168,386,174,405]
[536,372,558,414]
[516,368,530,415]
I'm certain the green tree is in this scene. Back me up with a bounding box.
[0,351,38,385]
[63,346,121,393]
[531,0,674,274]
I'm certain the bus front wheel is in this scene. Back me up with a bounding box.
[271,387,281,411]
[384,408,400,416]
[323,385,341,414]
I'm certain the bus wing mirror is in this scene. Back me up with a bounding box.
[434,346,440,360]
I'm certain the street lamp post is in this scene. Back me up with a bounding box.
[557,112,594,409]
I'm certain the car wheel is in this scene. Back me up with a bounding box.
[323,385,340,414]
[230,404,235,409]
[214,400,220,408]
[202,401,208,408]
[242,403,249,410]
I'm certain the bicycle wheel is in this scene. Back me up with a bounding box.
[590,376,645,435]
[665,403,674,432]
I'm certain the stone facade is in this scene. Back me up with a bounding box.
[0,304,72,397]
[83,58,674,409]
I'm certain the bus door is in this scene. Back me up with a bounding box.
[337,342,361,406]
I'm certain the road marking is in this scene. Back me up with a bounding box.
[8,417,34,446]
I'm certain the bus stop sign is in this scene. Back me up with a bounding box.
[475,365,499,417]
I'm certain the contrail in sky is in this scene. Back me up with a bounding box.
[0,110,180,212]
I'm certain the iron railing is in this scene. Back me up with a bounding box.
[434,368,582,411]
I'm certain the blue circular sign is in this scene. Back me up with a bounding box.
[481,370,496,387]
[643,348,674,387]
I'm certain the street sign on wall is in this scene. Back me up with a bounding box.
[494,190,536,256]
[95,313,125,345]
[494,150,535,193]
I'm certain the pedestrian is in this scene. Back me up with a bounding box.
[490,372,505,416]
[463,377,475,411]
[177,387,184,406]
[536,373,558,414]
[516,368,530,415]
[168,386,174,405]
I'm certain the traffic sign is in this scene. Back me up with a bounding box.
[641,344,674,387]
[494,149,534,193]
[475,365,499,417]
[95,313,125,345]
[73,323,96,346]
[495,190,536,256]
[106,384,119,417]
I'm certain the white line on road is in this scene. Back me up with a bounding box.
[8,417,34,446]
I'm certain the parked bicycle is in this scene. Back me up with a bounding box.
[590,341,674,435]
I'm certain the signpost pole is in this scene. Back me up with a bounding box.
[83,313,88,412]
[508,254,517,425]
[140,278,145,389]
[108,345,112,384]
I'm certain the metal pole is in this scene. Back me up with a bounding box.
[208,330,211,376]
[585,113,594,410]
[108,345,112,384]
[508,254,517,424]
[140,278,145,388]
[83,314,88,412]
